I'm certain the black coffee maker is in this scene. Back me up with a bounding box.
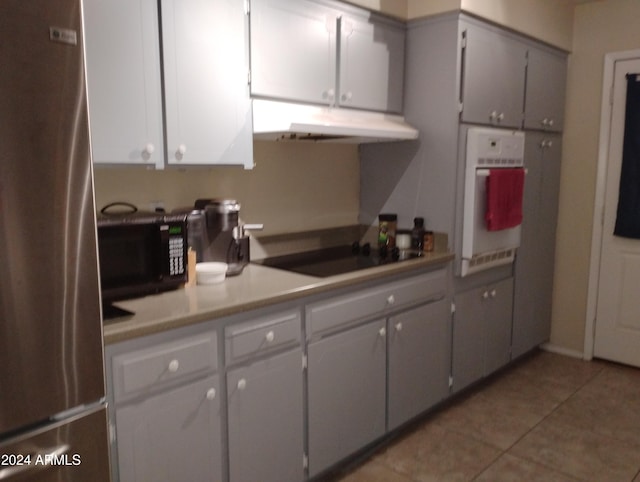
[187,199,263,276]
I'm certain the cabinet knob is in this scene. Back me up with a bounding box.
[143,143,155,155]
[540,139,554,149]
[386,294,396,305]
[237,378,247,391]
[541,118,549,126]
[548,118,555,127]
[497,112,505,122]
[323,88,335,101]
[341,92,353,102]
[175,144,187,161]
[395,322,403,332]
[482,291,489,300]
[489,111,498,121]
[206,388,216,400]
[168,359,180,373]
[265,330,275,343]
[490,289,497,298]
[379,327,386,337]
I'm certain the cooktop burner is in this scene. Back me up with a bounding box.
[253,242,422,277]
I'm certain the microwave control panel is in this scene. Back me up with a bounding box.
[162,220,187,277]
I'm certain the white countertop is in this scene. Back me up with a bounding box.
[103,251,453,345]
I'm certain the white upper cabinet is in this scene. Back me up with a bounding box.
[523,46,567,132]
[161,0,253,168]
[339,13,405,112]
[250,0,340,106]
[84,0,253,169]
[84,0,164,168]
[460,21,527,128]
[250,0,406,113]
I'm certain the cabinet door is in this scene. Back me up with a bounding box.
[84,0,164,168]
[339,14,405,113]
[227,349,304,482]
[484,278,514,375]
[452,286,485,393]
[307,319,386,477]
[161,0,253,167]
[388,300,450,431]
[513,133,561,358]
[116,376,222,482]
[250,0,339,105]
[461,22,526,128]
[524,47,567,132]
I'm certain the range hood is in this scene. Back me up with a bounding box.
[252,99,419,143]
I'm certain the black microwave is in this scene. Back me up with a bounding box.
[96,212,188,309]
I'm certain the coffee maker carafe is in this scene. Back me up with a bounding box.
[187,199,262,276]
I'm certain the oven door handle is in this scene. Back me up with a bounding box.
[476,168,527,177]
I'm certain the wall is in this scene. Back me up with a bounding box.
[551,0,640,354]
[348,0,575,51]
[93,141,360,236]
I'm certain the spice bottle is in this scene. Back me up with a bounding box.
[411,217,425,251]
[378,214,397,248]
[423,231,434,252]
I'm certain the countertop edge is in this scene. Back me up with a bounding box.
[103,251,454,345]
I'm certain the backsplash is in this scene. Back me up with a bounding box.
[93,141,360,236]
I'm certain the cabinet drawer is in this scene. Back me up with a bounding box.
[225,310,301,364]
[306,269,446,337]
[113,332,217,400]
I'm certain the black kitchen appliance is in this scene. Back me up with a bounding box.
[253,242,422,278]
[185,198,263,276]
[97,211,188,313]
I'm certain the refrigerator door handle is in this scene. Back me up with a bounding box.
[0,444,69,480]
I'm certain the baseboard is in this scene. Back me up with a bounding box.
[540,342,586,360]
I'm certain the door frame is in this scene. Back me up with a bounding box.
[584,49,640,360]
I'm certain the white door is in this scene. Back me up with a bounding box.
[594,58,640,366]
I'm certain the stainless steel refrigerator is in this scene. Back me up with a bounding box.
[0,1,111,480]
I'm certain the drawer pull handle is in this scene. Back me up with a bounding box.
[265,330,275,343]
[168,359,180,373]
[387,295,396,305]
[395,322,403,332]
[206,388,216,400]
[237,378,247,391]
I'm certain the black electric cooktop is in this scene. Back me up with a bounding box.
[252,243,422,278]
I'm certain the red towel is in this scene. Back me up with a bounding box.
[485,168,525,231]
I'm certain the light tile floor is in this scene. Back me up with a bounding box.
[324,350,640,482]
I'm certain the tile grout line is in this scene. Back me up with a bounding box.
[479,363,609,481]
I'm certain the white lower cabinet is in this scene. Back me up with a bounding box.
[387,299,451,431]
[307,319,387,477]
[227,348,304,482]
[225,309,304,482]
[116,376,222,482]
[306,269,450,477]
[108,329,222,482]
[452,277,514,393]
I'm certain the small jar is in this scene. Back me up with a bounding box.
[396,229,411,250]
[423,231,434,252]
[378,214,397,248]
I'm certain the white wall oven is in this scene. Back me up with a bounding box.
[461,127,526,277]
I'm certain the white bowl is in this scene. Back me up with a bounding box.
[195,262,228,285]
